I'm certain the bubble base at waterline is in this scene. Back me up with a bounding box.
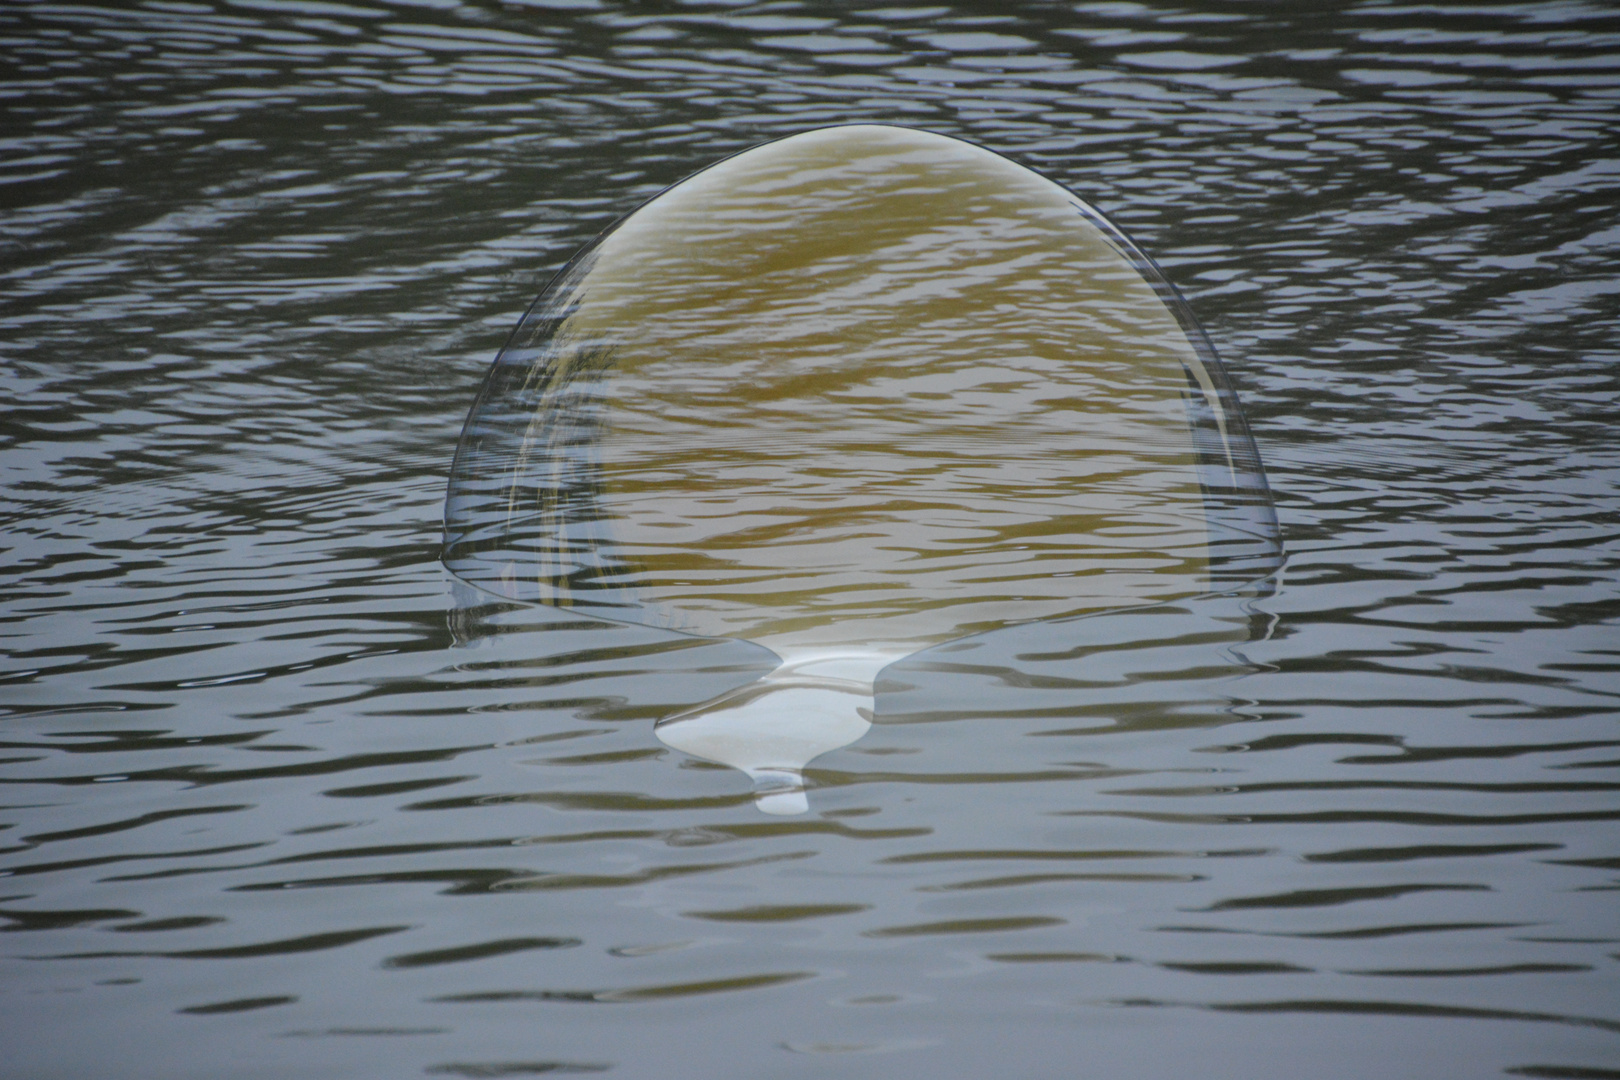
[654,654,888,815]
[443,124,1282,815]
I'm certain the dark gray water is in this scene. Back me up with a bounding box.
[3,2,1618,1077]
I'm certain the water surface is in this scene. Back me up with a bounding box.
[2,2,1618,1078]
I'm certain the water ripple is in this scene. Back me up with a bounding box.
[2,1,1617,1076]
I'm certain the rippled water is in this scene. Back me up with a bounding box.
[3,2,1618,1077]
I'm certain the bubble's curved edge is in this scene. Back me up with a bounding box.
[440,122,1284,624]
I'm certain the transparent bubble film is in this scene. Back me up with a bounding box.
[444,124,1280,663]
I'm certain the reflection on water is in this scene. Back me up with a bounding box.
[444,123,1281,812]
[2,2,1618,1078]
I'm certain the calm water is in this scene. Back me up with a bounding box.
[3,2,1618,1078]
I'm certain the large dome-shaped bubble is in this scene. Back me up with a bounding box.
[443,124,1281,812]
[445,125,1278,653]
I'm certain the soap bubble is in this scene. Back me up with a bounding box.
[444,125,1281,813]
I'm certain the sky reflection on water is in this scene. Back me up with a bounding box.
[1,2,1618,1078]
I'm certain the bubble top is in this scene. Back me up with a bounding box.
[445,124,1280,659]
